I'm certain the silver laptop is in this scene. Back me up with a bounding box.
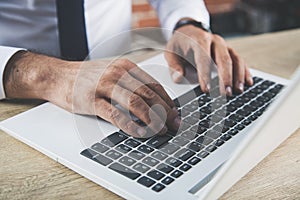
[0,54,299,200]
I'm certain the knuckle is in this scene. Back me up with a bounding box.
[141,87,156,100]
[201,32,212,43]
[107,65,126,77]
[213,34,224,43]
[107,107,121,123]
[128,94,143,108]
[220,55,233,67]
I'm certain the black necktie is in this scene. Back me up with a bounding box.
[56,0,89,61]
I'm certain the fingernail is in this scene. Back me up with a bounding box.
[137,127,146,137]
[238,83,244,93]
[206,83,211,92]
[172,107,179,115]
[173,116,181,129]
[248,76,254,86]
[172,71,182,82]
[226,86,232,96]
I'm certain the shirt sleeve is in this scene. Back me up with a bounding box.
[148,0,210,39]
[0,46,25,99]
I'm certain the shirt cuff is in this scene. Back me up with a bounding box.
[0,46,25,100]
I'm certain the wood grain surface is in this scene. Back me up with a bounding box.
[0,29,299,200]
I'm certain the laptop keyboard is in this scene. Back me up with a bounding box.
[80,76,284,193]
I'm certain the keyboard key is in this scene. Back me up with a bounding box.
[171,170,183,178]
[138,145,154,154]
[124,139,141,148]
[190,125,207,134]
[229,114,244,122]
[147,170,165,180]
[187,142,205,152]
[235,124,246,131]
[205,130,221,139]
[197,151,209,159]
[81,149,113,166]
[199,119,213,129]
[142,157,159,167]
[214,139,224,147]
[147,135,172,149]
[178,109,190,117]
[223,119,237,127]
[165,157,182,167]
[179,164,192,172]
[172,136,189,146]
[198,94,211,103]
[151,151,168,160]
[205,145,217,153]
[183,104,198,112]
[161,177,175,185]
[119,156,136,166]
[115,144,132,153]
[237,109,251,117]
[101,132,128,147]
[242,119,252,126]
[200,107,212,114]
[228,129,239,136]
[263,92,276,99]
[160,143,180,155]
[109,163,141,180]
[174,148,195,161]
[261,80,274,87]
[244,105,257,112]
[133,163,150,173]
[106,150,122,160]
[191,111,207,120]
[137,176,155,187]
[157,163,174,174]
[250,100,264,108]
[183,116,198,125]
[188,157,201,165]
[221,134,231,141]
[196,136,213,146]
[91,143,109,153]
[128,150,145,160]
[213,124,230,133]
[152,183,166,192]
[180,130,198,140]
[253,77,263,84]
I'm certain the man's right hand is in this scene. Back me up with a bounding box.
[4,51,180,138]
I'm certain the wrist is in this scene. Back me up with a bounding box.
[3,51,76,101]
[173,18,211,33]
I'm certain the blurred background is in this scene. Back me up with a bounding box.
[132,0,300,38]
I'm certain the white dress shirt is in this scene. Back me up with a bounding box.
[0,0,209,99]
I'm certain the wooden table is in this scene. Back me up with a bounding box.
[0,29,299,199]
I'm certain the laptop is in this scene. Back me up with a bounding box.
[0,54,299,200]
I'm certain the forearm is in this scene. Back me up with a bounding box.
[3,51,78,101]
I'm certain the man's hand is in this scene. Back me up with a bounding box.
[4,51,180,138]
[165,22,253,96]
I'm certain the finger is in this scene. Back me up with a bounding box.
[245,65,253,86]
[109,84,168,135]
[95,98,146,138]
[228,48,245,94]
[120,61,176,109]
[164,50,185,83]
[212,36,233,96]
[193,46,211,93]
[117,72,180,131]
